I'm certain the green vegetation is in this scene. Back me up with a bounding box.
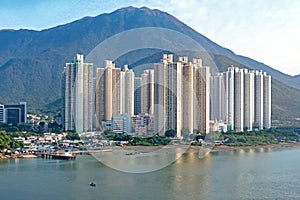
[66,132,80,141]
[103,131,171,146]
[271,79,300,126]
[0,123,32,133]
[219,127,299,146]
[165,129,177,137]
[0,131,24,154]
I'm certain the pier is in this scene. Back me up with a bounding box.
[37,152,76,160]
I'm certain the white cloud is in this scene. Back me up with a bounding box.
[149,0,300,75]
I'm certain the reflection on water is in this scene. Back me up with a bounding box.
[1,146,300,200]
[91,145,190,173]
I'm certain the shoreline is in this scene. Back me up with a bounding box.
[0,154,37,160]
[210,142,300,152]
[1,142,300,159]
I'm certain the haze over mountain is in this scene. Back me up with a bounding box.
[0,6,299,125]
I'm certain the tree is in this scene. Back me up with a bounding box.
[181,128,190,139]
[66,133,80,140]
[165,129,177,137]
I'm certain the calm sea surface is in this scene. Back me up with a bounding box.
[1,146,300,200]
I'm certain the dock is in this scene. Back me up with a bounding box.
[36,152,76,160]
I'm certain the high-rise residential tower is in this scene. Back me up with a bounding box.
[263,72,272,129]
[95,60,121,125]
[121,65,135,116]
[141,69,154,115]
[244,69,255,131]
[154,55,210,137]
[63,54,93,133]
[181,57,194,134]
[254,70,264,130]
[134,77,141,115]
[193,58,210,134]
[224,66,235,130]
[234,68,244,132]
[154,54,183,137]
[210,73,226,122]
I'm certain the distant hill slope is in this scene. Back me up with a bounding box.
[0,6,299,125]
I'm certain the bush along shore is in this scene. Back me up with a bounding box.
[1,125,300,159]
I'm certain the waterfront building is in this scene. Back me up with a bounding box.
[62,54,93,133]
[131,114,154,136]
[112,113,132,134]
[209,120,228,133]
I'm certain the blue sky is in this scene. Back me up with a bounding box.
[1,0,299,76]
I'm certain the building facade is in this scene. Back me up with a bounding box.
[121,65,135,116]
[62,54,93,133]
[193,59,210,134]
[254,70,264,130]
[112,113,132,134]
[141,69,154,115]
[154,55,210,137]
[234,68,244,132]
[0,104,5,123]
[263,73,272,129]
[95,60,122,125]
[0,102,27,124]
[210,67,271,132]
[134,77,141,115]
[244,69,255,131]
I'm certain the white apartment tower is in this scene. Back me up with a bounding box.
[154,55,210,136]
[193,58,210,134]
[234,68,244,132]
[244,69,255,131]
[95,60,121,124]
[254,70,264,130]
[63,54,94,133]
[263,73,272,129]
[210,73,226,122]
[181,58,194,134]
[121,65,135,116]
[219,67,271,132]
[154,54,182,137]
[224,66,235,130]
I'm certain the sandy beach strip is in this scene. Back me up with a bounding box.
[211,142,300,152]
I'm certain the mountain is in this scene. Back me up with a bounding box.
[294,74,300,82]
[0,6,299,125]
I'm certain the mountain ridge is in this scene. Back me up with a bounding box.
[0,6,299,125]
[0,7,298,89]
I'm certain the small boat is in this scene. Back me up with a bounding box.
[89,182,96,187]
